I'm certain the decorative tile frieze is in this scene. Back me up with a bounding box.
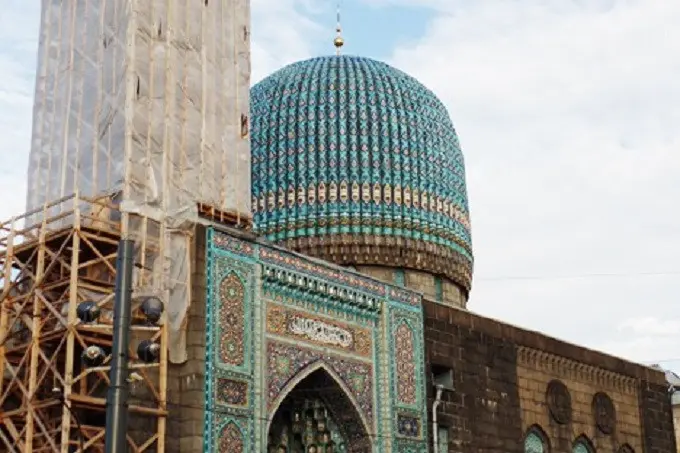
[259,247,387,297]
[262,263,382,313]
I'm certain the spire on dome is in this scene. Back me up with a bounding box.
[334,1,344,55]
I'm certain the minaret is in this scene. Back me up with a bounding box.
[5,1,252,451]
[24,0,251,359]
[25,1,252,226]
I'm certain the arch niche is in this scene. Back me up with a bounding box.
[266,362,372,453]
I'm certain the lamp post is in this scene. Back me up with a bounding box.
[76,239,165,453]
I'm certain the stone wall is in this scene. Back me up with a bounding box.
[356,265,466,309]
[672,404,680,453]
[640,382,676,453]
[422,300,676,453]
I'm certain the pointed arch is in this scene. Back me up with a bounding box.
[524,424,550,453]
[573,434,595,453]
[617,444,634,453]
[266,359,373,437]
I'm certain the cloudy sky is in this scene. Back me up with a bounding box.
[2,0,680,371]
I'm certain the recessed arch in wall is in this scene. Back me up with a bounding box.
[573,434,596,453]
[524,424,550,453]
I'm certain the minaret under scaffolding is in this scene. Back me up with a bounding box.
[0,1,251,452]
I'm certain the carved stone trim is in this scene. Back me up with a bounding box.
[517,346,637,395]
[546,379,572,424]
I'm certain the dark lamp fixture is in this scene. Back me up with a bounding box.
[137,340,161,363]
[140,296,164,325]
[81,345,106,367]
[76,300,101,323]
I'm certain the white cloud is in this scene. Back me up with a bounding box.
[619,317,680,337]
[4,0,679,374]
[250,0,327,83]
[382,0,680,367]
[0,1,322,226]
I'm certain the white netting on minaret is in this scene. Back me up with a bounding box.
[25,0,251,363]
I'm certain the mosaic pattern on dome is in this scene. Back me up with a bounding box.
[250,55,474,290]
[266,341,374,426]
[266,304,373,357]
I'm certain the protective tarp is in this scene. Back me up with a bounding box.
[25,0,251,363]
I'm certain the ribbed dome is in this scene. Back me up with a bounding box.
[250,55,473,292]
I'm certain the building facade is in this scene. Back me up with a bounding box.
[163,225,676,453]
[1,1,677,452]
[162,56,675,453]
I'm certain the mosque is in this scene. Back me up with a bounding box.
[0,1,676,453]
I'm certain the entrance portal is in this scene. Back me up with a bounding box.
[267,367,371,453]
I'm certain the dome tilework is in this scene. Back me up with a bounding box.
[250,55,473,292]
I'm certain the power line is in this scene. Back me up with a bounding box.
[477,270,680,282]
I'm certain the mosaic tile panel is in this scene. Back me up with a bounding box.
[395,322,417,405]
[266,341,374,427]
[394,439,429,453]
[205,230,257,452]
[215,378,249,407]
[210,253,256,374]
[218,273,245,366]
[266,304,373,357]
[397,414,421,437]
[205,228,430,452]
[217,422,243,453]
[386,298,428,450]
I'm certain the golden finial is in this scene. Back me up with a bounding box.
[334,1,344,55]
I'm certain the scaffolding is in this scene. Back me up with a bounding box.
[0,194,168,453]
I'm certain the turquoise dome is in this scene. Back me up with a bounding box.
[250,55,473,292]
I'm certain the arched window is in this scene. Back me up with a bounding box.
[573,436,595,453]
[524,427,548,453]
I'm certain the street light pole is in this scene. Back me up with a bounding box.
[104,239,135,453]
